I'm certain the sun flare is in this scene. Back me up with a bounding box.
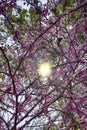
[38,62,51,77]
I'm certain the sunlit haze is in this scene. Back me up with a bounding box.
[38,62,51,78]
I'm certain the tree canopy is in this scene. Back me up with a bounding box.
[0,0,87,130]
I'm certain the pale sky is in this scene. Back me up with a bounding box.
[17,0,47,10]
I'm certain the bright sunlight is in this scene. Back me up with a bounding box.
[38,62,51,78]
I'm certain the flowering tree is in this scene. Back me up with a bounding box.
[0,0,87,129]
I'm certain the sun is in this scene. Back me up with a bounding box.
[38,62,51,78]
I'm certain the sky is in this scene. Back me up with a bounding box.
[17,0,47,10]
